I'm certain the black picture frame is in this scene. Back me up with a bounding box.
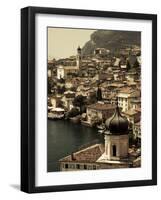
[21,6,157,193]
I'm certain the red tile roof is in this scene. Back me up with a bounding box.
[59,144,104,163]
[87,103,115,111]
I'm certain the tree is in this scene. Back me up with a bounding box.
[66,108,80,119]
[133,60,140,68]
[48,78,54,94]
[87,92,97,104]
[58,78,65,84]
[73,95,86,113]
[91,115,102,127]
[126,60,131,71]
[56,100,64,108]
[129,132,137,147]
[48,80,52,94]
[96,87,102,101]
[57,86,65,95]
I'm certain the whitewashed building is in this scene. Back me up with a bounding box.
[117,88,140,112]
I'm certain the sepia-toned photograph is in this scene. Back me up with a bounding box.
[21,7,157,193]
[47,27,141,172]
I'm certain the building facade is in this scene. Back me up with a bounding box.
[86,102,115,125]
[117,88,140,112]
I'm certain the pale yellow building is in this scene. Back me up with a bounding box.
[117,88,140,112]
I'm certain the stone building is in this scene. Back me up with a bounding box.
[86,102,116,125]
[59,143,104,171]
[123,109,140,123]
[57,65,79,79]
[49,95,63,109]
[57,46,81,79]
[48,59,55,78]
[117,88,140,112]
[94,48,110,56]
[130,99,141,110]
[133,122,141,142]
[61,91,75,110]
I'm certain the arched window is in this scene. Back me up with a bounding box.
[112,145,116,156]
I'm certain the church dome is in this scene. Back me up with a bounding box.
[105,104,129,135]
[105,114,113,129]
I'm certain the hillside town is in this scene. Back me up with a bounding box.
[48,44,141,171]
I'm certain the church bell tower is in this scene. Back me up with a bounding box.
[76,46,82,69]
[104,101,129,161]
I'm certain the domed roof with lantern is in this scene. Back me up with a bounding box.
[105,98,129,135]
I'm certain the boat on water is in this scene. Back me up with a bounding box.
[97,123,105,130]
[48,107,65,120]
[97,123,105,134]
[70,115,81,123]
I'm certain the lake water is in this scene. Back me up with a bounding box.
[47,120,104,172]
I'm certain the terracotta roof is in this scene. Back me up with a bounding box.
[48,60,55,64]
[87,103,116,111]
[124,109,138,116]
[131,99,141,103]
[118,88,140,98]
[109,83,125,88]
[65,93,75,98]
[135,107,141,112]
[130,91,140,98]
[119,88,134,94]
[59,144,104,163]
[106,93,115,99]
[135,121,141,126]
[64,66,79,70]
[50,95,62,100]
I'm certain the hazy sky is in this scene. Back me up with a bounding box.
[48,27,95,60]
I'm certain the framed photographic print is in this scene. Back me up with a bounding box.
[21,6,157,193]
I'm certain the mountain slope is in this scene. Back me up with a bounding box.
[82,30,141,55]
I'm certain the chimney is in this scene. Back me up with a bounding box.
[71,152,76,161]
